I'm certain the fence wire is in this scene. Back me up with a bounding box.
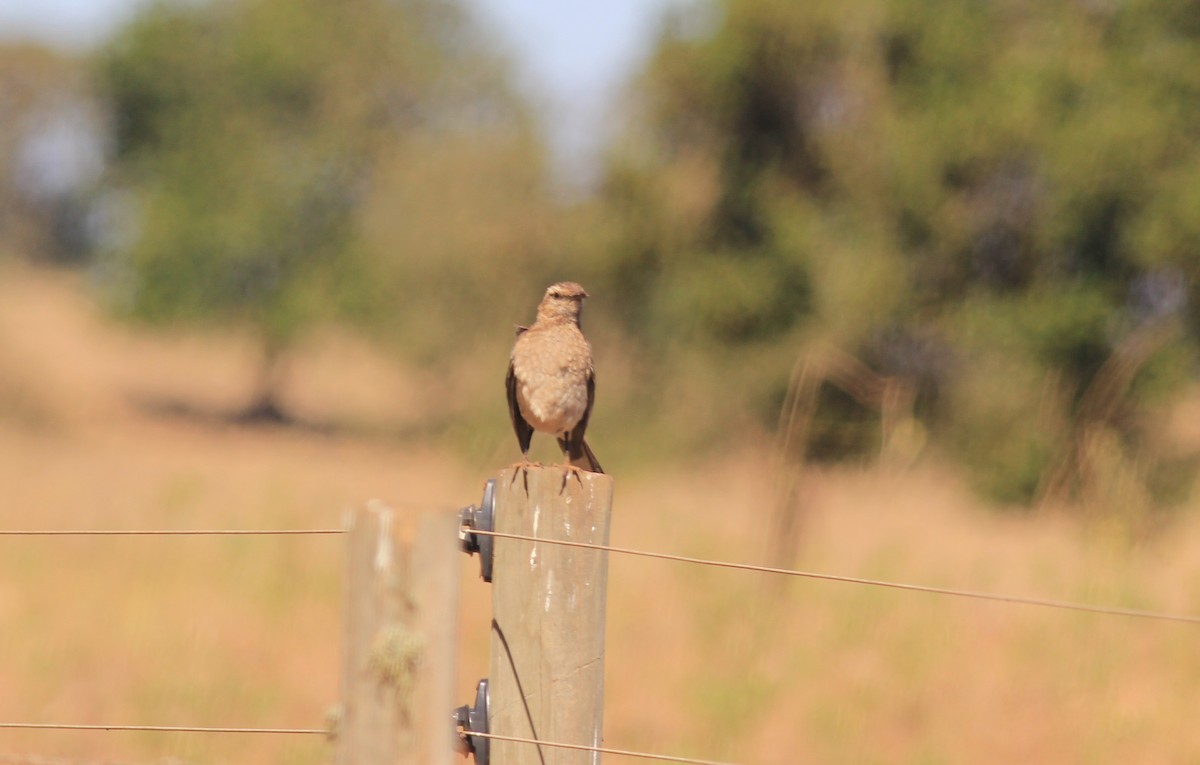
[467,527,1200,625]
[0,529,344,536]
[2,723,736,765]
[0,723,326,735]
[4,523,1196,625]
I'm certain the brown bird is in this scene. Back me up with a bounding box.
[506,281,603,475]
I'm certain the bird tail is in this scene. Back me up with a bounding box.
[570,438,604,474]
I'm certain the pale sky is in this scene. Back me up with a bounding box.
[0,0,690,184]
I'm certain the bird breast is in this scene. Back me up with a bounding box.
[511,328,591,436]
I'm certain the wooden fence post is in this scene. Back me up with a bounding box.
[335,502,459,765]
[489,466,615,764]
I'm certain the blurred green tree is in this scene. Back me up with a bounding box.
[97,0,543,421]
[592,0,1200,507]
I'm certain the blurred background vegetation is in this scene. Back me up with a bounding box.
[3,0,1200,516]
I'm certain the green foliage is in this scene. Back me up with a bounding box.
[938,352,1061,505]
[95,0,546,415]
[102,0,412,343]
[656,249,809,343]
[589,0,1200,506]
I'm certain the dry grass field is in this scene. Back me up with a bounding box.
[2,263,1200,764]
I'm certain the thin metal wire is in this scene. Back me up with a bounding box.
[0,723,326,735]
[0,529,344,536]
[463,730,741,765]
[468,528,1200,625]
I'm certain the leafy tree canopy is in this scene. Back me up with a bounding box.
[590,0,1200,506]
[97,0,545,418]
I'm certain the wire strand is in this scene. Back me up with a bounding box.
[0,529,344,536]
[463,730,741,765]
[0,723,326,735]
[468,528,1200,625]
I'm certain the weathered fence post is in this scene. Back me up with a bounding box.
[335,502,459,765]
[489,466,615,764]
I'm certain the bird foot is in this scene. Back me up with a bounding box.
[508,459,541,494]
[557,463,586,494]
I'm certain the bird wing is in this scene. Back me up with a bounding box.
[562,369,602,473]
[506,356,534,455]
[583,369,595,434]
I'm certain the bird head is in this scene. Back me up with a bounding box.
[536,281,589,323]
